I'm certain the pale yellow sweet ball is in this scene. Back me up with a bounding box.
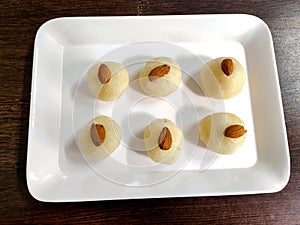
[77,115,122,159]
[139,57,182,96]
[144,118,183,164]
[199,57,246,99]
[87,62,129,101]
[199,113,247,154]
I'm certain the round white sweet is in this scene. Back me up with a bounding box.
[87,62,129,101]
[144,118,183,164]
[139,57,182,96]
[199,57,246,99]
[199,112,247,154]
[77,115,122,159]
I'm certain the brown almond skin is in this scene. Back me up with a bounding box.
[148,64,170,81]
[97,64,111,84]
[158,127,172,150]
[224,124,247,138]
[90,123,106,146]
[221,58,234,76]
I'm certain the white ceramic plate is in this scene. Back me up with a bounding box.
[27,15,290,202]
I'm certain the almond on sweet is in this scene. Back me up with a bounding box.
[97,64,111,84]
[90,123,106,146]
[224,124,247,138]
[148,64,170,81]
[221,58,234,76]
[158,127,172,150]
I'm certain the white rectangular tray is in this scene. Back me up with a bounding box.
[27,15,290,202]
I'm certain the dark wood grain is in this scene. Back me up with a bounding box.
[0,0,299,224]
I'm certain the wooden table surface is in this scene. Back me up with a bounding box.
[0,0,299,224]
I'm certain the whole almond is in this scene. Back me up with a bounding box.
[224,124,247,138]
[97,64,111,84]
[148,64,170,81]
[221,58,234,76]
[90,123,106,146]
[158,127,172,150]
